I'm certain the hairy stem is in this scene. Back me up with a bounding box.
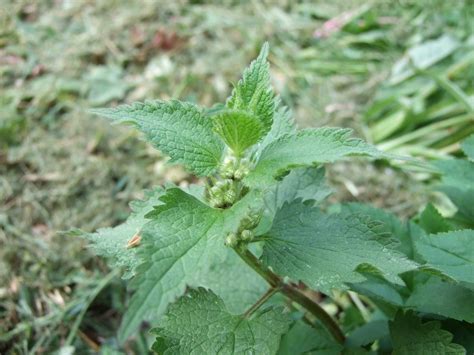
[243,287,280,319]
[235,247,345,344]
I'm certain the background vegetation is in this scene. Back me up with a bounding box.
[1,0,472,353]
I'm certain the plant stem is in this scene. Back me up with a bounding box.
[234,247,345,344]
[243,287,280,319]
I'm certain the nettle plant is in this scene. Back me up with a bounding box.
[82,44,474,354]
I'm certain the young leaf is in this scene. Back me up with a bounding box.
[151,288,290,355]
[90,101,224,176]
[261,201,417,294]
[415,229,474,284]
[227,43,275,136]
[389,312,466,354]
[212,109,264,156]
[277,321,343,355]
[118,188,266,342]
[74,187,164,279]
[244,128,382,188]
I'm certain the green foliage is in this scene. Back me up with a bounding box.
[226,42,275,137]
[415,230,474,284]
[151,288,290,355]
[212,110,264,156]
[389,312,465,354]
[81,44,473,354]
[245,128,382,188]
[262,202,417,293]
[91,101,225,176]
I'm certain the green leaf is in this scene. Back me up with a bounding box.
[118,188,266,342]
[262,201,417,294]
[461,134,474,161]
[443,320,474,354]
[415,229,474,284]
[277,321,343,355]
[76,187,165,279]
[151,288,290,355]
[435,159,474,190]
[438,186,474,227]
[405,276,474,323]
[339,203,417,258]
[199,247,268,315]
[346,320,390,348]
[90,101,224,176]
[419,203,453,234]
[256,105,296,153]
[244,128,382,188]
[212,109,264,156]
[258,167,331,235]
[227,43,275,136]
[389,312,466,354]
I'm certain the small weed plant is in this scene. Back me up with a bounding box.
[81,44,474,354]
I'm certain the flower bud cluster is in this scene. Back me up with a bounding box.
[207,179,238,208]
[220,156,250,181]
[224,210,262,247]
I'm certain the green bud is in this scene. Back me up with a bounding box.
[240,229,254,241]
[220,156,238,178]
[233,166,249,180]
[225,233,238,247]
[239,211,262,230]
[223,188,237,205]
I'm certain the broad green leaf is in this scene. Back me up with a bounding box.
[415,229,474,284]
[405,276,474,323]
[227,43,275,136]
[339,203,416,258]
[244,128,382,188]
[212,109,264,156]
[90,101,224,176]
[118,188,266,342]
[461,134,474,161]
[76,187,164,279]
[419,203,453,234]
[389,312,466,354]
[262,201,417,294]
[151,288,290,355]
[277,321,343,355]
